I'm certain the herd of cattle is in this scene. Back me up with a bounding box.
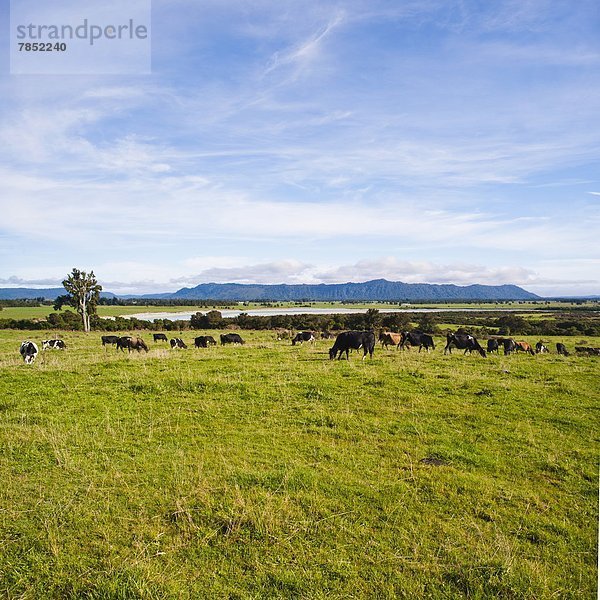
[16,329,598,364]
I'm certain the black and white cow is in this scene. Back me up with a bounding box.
[220,333,245,345]
[170,338,188,349]
[194,335,217,348]
[329,331,375,360]
[153,333,168,342]
[535,341,549,354]
[20,341,39,364]
[444,333,487,358]
[292,331,315,345]
[556,342,569,356]
[400,331,435,352]
[101,335,120,347]
[42,339,66,350]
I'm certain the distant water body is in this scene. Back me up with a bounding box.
[122,306,532,322]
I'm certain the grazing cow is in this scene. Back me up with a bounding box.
[486,339,501,354]
[556,342,569,356]
[444,333,487,358]
[42,339,66,350]
[503,339,517,356]
[379,331,402,348]
[170,338,188,349]
[575,347,600,356]
[20,341,39,364]
[220,333,245,345]
[101,335,120,347]
[515,341,535,356]
[194,335,216,348]
[292,331,315,345]
[535,341,549,354]
[329,331,375,360]
[400,331,435,352]
[117,336,148,352]
[153,333,168,342]
[321,330,335,340]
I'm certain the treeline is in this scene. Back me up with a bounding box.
[1,309,599,337]
[0,298,50,308]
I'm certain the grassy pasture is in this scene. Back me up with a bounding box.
[0,330,598,599]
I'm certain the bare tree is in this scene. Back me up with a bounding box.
[54,268,102,332]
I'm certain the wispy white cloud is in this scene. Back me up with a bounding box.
[1,0,599,296]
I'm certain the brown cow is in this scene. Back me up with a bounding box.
[117,336,148,352]
[379,331,402,348]
[515,341,535,356]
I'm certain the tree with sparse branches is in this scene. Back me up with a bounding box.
[54,268,102,332]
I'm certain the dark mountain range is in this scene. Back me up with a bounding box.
[159,279,539,301]
[0,280,539,301]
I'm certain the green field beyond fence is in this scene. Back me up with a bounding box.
[1,330,598,598]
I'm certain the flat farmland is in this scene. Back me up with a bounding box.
[0,330,598,598]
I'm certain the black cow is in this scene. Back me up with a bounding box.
[101,335,120,346]
[329,331,375,360]
[556,342,569,356]
[503,339,517,355]
[170,338,188,349]
[292,331,315,345]
[221,333,245,345]
[20,341,39,364]
[444,333,486,358]
[321,330,335,340]
[117,336,148,352]
[535,341,549,354]
[400,331,435,352]
[575,347,600,356]
[153,333,168,342]
[194,335,217,348]
[487,339,501,354]
[42,339,66,350]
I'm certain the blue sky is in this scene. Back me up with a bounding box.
[1,0,599,296]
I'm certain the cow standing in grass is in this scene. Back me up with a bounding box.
[329,331,375,360]
[101,335,120,347]
[42,339,66,350]
[379,331,402,348]
[400,331,435,353]
[117,336,148,352]
[20,341,39,364]
[292,332,315,345]
[221,333,245,345]
[170,338,188,349]
[444,333,486,358]
[195,336,217,348]
[515,341,535,356]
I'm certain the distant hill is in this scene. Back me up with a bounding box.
[165,279,539,301]
[0,280,539,301]
[0,288,116,300]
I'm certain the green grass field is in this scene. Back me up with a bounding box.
[1,330,598,598]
